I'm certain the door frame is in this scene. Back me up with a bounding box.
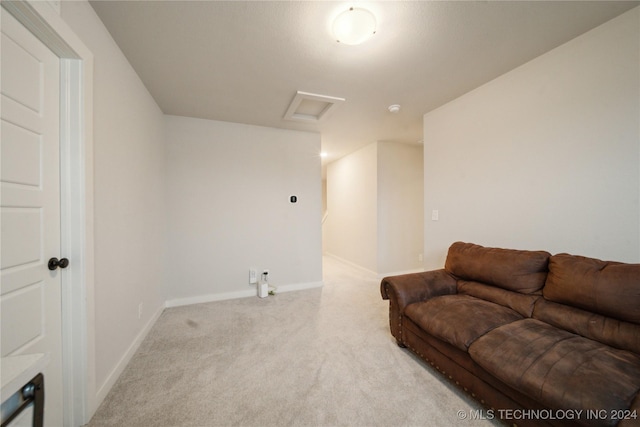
[1,1,95,425]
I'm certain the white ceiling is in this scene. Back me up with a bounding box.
[90,0,638,171]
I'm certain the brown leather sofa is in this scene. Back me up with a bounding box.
[381,242,640,427]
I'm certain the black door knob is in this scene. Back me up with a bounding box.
[48,257,69,271]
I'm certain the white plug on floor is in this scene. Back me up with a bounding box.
[258,270,269,298]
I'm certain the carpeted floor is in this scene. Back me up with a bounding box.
[87,257,500,427]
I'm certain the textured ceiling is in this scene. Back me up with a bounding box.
[90,1,639,170]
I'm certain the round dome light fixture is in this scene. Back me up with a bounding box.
[332,7,376,45]
[388,104,401,113]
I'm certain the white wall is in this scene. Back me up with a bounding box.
[325,142,424,275]
[378,142,424,275]
[60,0,167,413]
[325,143,378,273]
[164,115,323,304]
[423,7,640,269]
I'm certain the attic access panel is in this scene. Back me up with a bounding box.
[284,91,345,123]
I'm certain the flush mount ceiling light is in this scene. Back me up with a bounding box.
[332,7,376,45]
[388,104,401,113]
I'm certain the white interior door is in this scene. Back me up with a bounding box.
[1,9,64,426]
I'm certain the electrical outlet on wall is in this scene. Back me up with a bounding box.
[249,269,257,284]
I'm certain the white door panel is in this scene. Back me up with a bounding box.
[1,121,42,187]
[1,9,63,426]
[1,284,44,355]
[0,207,42,269]
[0,27,41,112]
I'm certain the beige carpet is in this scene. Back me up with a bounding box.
[87,257,500,427]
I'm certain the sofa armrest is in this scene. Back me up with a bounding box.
[380,269,457,344]
[381,269,457,310]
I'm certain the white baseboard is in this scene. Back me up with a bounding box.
[377,268,424,280]
[165,289,256,308]
[165,280,324,308]
[323,252,377,276]
[323,253,423,280]
[274,280,324,293]
[95,302,164,406]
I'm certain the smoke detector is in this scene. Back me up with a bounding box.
[388,104,401,113]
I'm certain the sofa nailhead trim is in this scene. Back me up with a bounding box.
[403,341,495,420]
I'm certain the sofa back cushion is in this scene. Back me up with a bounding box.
[533,298,640,354]
[543,254,640,324]
[458,281,540,318]
[445,242,551,294]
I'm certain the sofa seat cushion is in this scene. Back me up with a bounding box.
[469,318,640,423]
[404,295,522,351]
